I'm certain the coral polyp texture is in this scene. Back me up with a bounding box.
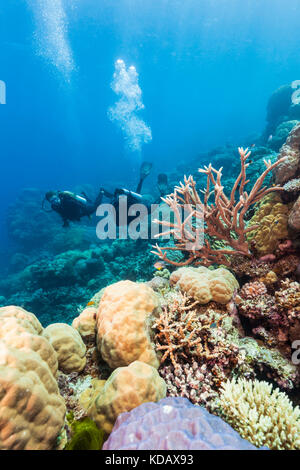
[0,307,66,450]
[170,266,239,304]
[219,378,300,450]
[103,397,261,450]
[96,280,160,368]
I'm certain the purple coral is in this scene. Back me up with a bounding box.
[103,397,261,450]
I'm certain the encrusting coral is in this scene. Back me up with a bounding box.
[219,378,300,450]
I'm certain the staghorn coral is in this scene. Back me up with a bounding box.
[152,147,286,267]
[219,378,300,449]
[103,397,261,450]
[170,266,239,304]
[43,323,87,373]
[87,361,166,434]
[96,280,160,369]
[153,291,239,370]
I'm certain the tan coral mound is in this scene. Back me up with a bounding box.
[72,307,97,342]
[96,280,160,368]
[43,323,86,373]
[170,266,239,304]
[0,341,66,450]
[275,122,300,184]
[0,306,58,376]
[0,305,43,335]
[219,378,300,450]
[87,361,166,434]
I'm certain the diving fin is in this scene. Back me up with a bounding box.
[157,173,168,196]
[140,161,153,179]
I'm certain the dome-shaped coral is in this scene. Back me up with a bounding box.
[103,397,261,450]
[0,341,65,450]
[43,323,86,373]
[87,361,166,434]
[170,266,239,304]
[247,193,291,254]
[96,280,160,368]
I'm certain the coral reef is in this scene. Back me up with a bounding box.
[103,397,261,450]
[1,84,300,451]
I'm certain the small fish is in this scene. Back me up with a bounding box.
[210,322,217,329]
[251,144,256,148]
[153,261,166,271]
[268,134,273,142]
[86,301,95,307]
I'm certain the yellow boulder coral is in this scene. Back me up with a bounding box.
[43,323,86,373]
[219,378,300,450]
[0,341,66,450]
[96,280,160,368]
[170,266,239,304]
[87,361,166,434]
[247,193,291,254]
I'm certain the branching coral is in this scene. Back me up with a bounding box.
[153,291,241,397]
[219,378,300,449]
[152,147,286,267]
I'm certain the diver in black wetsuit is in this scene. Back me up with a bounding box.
[44,189,104,227]
[44,162,169,227]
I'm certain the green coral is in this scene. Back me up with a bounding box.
[246,193,291,254]
[65,415,105,450]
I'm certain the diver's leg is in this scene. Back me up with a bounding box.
[88,188,113,214]
[136,162,153,193]
[136,177,145,195]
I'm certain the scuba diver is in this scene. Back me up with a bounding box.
[43,162,169,228]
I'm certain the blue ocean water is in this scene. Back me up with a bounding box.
[1,0,300,270]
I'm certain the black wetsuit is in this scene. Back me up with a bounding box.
[50,190,103,227]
